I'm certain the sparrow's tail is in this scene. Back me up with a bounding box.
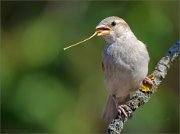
[102,95,118,123]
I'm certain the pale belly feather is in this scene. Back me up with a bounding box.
[102,43,148,97]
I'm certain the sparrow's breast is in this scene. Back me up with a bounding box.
[102,42,149,97]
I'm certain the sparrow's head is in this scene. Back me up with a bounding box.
[96,16,131,43]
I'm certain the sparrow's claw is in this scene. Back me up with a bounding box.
[117,104,129,117]
[143,76,155,88]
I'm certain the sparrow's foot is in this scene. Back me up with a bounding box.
[117,104,129,118]
[143,76,155,88]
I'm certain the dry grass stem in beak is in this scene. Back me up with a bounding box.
[63,31,98,51]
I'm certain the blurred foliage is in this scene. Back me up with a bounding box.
[1,1,179,133]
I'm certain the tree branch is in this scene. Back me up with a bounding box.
[107,40,180,134]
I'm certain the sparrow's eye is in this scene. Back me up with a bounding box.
[111,21,116,26]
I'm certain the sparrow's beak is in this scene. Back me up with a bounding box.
[96,25,112,36]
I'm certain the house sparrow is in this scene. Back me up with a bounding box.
[96,16,152,123]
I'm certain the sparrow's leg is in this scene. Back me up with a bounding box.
[143,76,155,88]
[112,95,129,117]
[117,105,129,117]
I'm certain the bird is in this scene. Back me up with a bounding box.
[95,16,153,123]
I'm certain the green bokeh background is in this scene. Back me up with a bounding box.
[1,1,179,133]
